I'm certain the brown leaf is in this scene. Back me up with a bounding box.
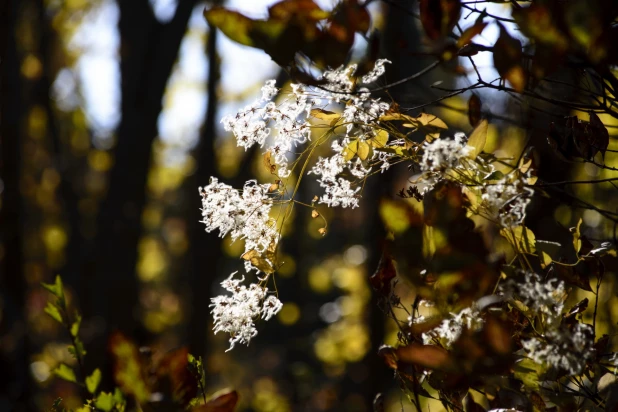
[493,23,525,92]
[589,112,610,160]
[156,347,198,407]
[395,343,453,371]
[467,94,482,127]
[194,389,239,412]
[457,13,488,48]
[419,0,462,40]
[370,252,397,296]
[377,344,398,370]
[483,316,512,355]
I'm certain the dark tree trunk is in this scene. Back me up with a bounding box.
[0,0,34,409]
[186,23,221,357]
[84,0,197,377]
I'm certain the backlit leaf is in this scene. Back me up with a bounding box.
[493,23,525,92]
[44,302,63,324]
[466,119,487,158]
[86,368,102,394]
[53,364,77,383]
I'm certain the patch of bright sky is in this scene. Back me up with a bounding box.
[65,0,120,142]
[60,0,520,164]
[457,2,527,113]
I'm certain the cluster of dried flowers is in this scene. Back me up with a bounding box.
[200,60,540,354]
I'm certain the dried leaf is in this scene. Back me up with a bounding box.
[493,23,525,92]
[194,389,239,412]
[378,345,398,370]
[370,252,397,296]
[457,12,488,48]
[395,343,453,370]
[419,0,462,40]
[467,94,482,127]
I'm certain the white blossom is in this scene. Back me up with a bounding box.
[361,59,391,84]
[420,306,483,348]
[522,323,594,375]
[210,272,282,351]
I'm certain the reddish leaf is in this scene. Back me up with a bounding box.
[457,12,487,48]
[483,316,512,355]
[395,343,453,371]
[468,94,482,127]
[493,23,525,92]
[419,0,461,40]
[589,112,610,160]
[157,347,198,407]
[378,345,398,370]
[370,252,397,297]
[194,389,239,412]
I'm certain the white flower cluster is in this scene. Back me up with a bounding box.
[481,176,533,228]
[204,60,392,349]
[522,323,594,375]
[501,272,566,320]
[418,306,483,348]
[419,133,533,227]
[421,133,473,175]
[210,273,283,351]
[500,272,593,375]
[199,178,278,273]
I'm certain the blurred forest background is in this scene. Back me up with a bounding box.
[2,0,618,411]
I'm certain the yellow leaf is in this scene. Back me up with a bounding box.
[467,119,488,158]
[357,141,371,160]
[369,130,389,148]
[539,251,552,269]
[310,108,341,126]
[571,218,583,254]
[500,225,536,254]
[343,140,358,161]
[417,113,448,129]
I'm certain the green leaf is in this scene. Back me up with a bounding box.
[86,368,102,394]
[467,119,488,158]
[44,302,63,324]
[513,358,542,391]
[70,314,81,337]
[53,364,77,383]
[95,392,114,412]
[112,387,125,405]
[42,275,64,300]
[68,338,87,359]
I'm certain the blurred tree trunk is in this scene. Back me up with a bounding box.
[186,23,220,357]
[0,0,34,409]
[85,0,197,375]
